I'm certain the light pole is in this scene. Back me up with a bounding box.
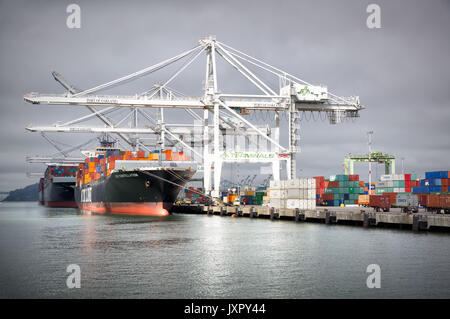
[367,131,373,194]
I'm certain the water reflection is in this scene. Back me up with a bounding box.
[0,202,449,298]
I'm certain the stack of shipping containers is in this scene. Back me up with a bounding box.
[77,150,191,186]
[412,171,450,212]
[268,178,316,209]
[315,174,367,206]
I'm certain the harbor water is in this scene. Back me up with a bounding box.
[0,201,449,298]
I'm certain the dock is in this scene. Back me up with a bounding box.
[171,204,450,232]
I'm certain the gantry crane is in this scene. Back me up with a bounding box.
[24,36,364,199]
[343,151,396,175]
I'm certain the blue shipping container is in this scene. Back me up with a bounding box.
[412,186,429,194]
[429,186,442,192]
[425,171,448,179]
[429,178,442,186]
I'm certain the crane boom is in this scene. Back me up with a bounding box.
[51,71,135,147]
[23,36,365,198]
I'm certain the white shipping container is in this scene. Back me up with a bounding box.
[286,199,301,209]
[380,174,393,181]
[286,178,301,189]
[286,188,306,199]
[270,189,281,199]
[269,180,281,189]
[377,181,388,187]
[387,181,394,187]
[307,189,316,199]
[269,199,283,208]
[307,199,315,210]
[300,199,307,210]
[298,179,305,188]
[394,187,400,193]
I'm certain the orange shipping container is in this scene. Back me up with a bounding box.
[358,195,370,205]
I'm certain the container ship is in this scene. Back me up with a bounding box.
[39,165,78,207]
[75,147,196,216]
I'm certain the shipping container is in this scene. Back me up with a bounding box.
[395,194,419,212]
[369,195,390,212]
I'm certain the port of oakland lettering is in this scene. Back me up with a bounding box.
[86,98,119,104]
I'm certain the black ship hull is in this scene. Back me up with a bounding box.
[40,181,77,207]
[75,168,195,216]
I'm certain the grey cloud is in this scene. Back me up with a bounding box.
[0,0,449,190]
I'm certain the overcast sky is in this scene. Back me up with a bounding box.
[0,0,449,191]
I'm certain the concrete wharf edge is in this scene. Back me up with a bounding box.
[171,204,450,232]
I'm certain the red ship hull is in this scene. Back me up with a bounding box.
[77,202,170,216]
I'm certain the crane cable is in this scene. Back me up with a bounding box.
[139,169,215,201]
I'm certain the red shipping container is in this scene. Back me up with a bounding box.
[442,186,448,193]
[383,192,397,206]
[328,181,340,188]
[349,174,359,181]
[440,194,450,208]
[323,193,334,200]
[405,180,411,188]
[417,194,428,206]
[427,194,440,208]
[369,195,390,211]
[405,187,411,193]
[404,174,411,181]
[313,176,325,183]
[442,179,449,186]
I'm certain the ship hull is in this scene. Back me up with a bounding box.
[75,168,195,216]
[41,181,77,208]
